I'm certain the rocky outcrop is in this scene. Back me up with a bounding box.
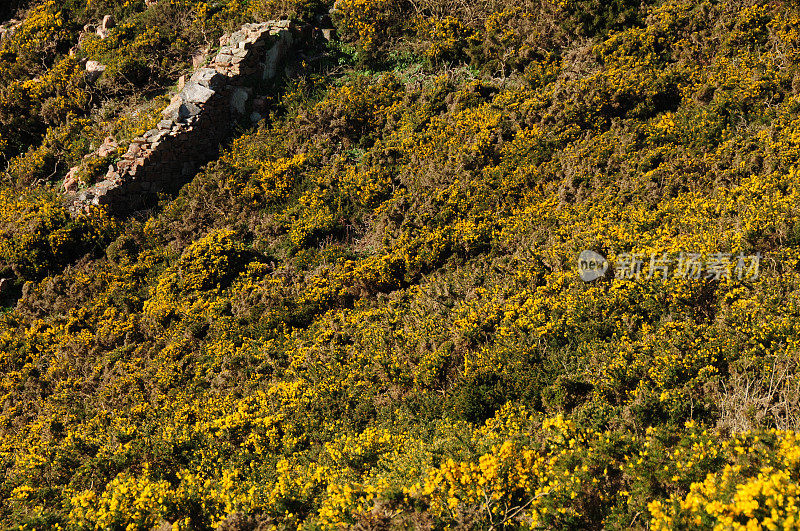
[70,20,303,215]
[0,19,20,41]
[84,60,107,82]
[96,15,115,39]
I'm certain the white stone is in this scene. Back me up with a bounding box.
[85,60,106,82]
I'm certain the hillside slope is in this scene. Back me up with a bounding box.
[3,0,800,528]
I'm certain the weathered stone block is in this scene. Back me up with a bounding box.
[162,100,180,119]
[97,135,118,157]
[180,83,216,104]
[63,167,79,192]
[215,53,233,66]
[178,102,202,121]
[85,60,106,82]
[190,68,227,90]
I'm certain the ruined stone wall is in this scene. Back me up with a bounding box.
[72,20,301,214]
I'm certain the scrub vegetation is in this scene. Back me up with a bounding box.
[2,0,800,528]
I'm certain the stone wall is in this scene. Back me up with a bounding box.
[71,20,302,214]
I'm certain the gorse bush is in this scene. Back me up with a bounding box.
[0,188,118,279]
[4,0,800,529]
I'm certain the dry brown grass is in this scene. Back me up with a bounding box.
[716,352,800,433]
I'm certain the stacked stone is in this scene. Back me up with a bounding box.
[213,20,293,79]
[72,20,299,214]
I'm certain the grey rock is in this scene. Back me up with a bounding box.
[162,98,182,119]
[125,144,142,158]
[180,83,215,104]
[214,53,233,66]
[190,68,227,90]
[0,20,20,41]
[230,87,252,114]
[145,129,169,143]
[178,102,202,120]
